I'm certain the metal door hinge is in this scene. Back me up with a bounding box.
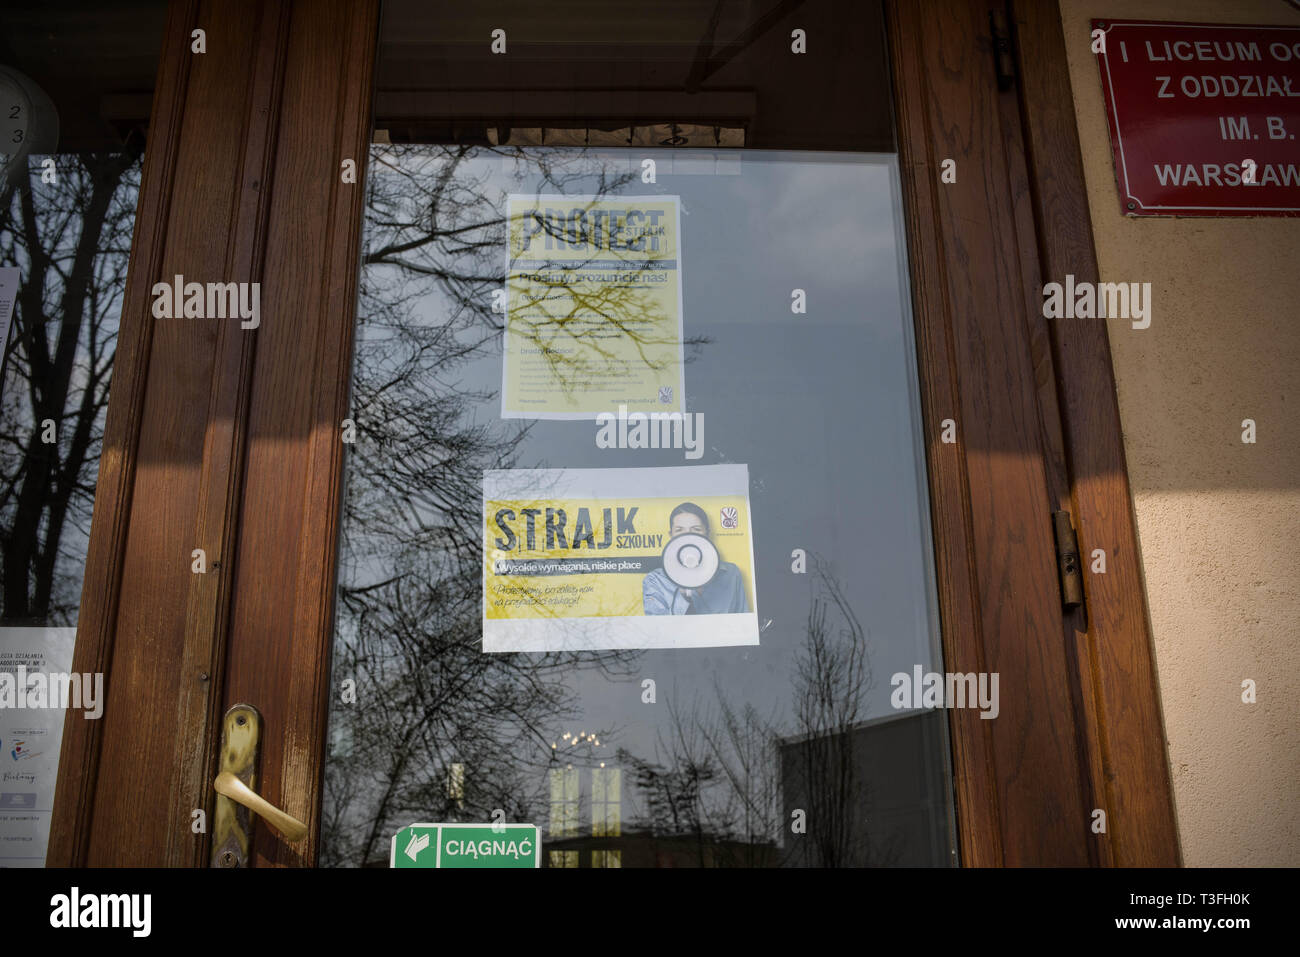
[990,9,1017,91]
[1052,510,1084,610]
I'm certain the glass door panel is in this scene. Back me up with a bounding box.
[323,144,955,867]
[323,0,955,868]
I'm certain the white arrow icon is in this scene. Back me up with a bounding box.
[404,830,430,862]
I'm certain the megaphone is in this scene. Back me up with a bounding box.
[660,533,719,589]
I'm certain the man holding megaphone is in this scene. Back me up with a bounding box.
[642,502,748,616]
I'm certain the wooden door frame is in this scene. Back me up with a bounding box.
[48,0,380,866]
[51,0,1177,866]
[887,0,1179,866]
[1010,0,1179,866]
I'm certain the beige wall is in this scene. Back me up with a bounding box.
[1059,0,1300,866]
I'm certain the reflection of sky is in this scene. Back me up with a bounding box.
[344,148,947,833]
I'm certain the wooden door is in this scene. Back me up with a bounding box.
[48,0,1176,867]
[47,0,380,867]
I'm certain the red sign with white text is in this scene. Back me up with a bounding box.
[1094,20,1300,216]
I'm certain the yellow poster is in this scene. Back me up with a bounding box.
[502,195,685,419]
[483,465,758,652]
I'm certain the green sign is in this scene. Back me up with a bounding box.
[390,823,540,868]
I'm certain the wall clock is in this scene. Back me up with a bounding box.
[0,66,59,187]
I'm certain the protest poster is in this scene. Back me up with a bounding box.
[501,194,685,419]
[482,465,758,652]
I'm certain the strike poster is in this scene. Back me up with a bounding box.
[501,195,685,419]
[482,465,759,652]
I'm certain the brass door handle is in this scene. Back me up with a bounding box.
[211,704,307,866]
[214,771,307,843]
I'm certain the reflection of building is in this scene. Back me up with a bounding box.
[545,831,777,868]
[549,764,621,867]
[545,762,777,867]
[779,710,952,867]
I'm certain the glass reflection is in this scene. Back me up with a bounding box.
[0,153,142,625]
[323,146,954,867]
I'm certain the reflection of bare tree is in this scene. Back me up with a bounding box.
[325,585,637,865]
[324,146,910,867]
[505,194,683,396]
[699,685,783,865]
[0,152,140,624]
[620,690,783,867]
[617,698,717,863]
[322,146,646,866]
[361,145,706,399]
[786,556,888,867]
[613,559,893,867]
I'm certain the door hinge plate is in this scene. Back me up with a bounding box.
[1052,510,1085,610]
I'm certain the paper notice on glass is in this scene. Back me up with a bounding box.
[0,266,19,360]
[501,195,685,419]
[482,465,759,652]
[0,628,79,867]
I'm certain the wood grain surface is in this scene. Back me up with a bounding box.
[1010,0,1181,866]
[49,0,379,866]
[888,0,1096,865]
